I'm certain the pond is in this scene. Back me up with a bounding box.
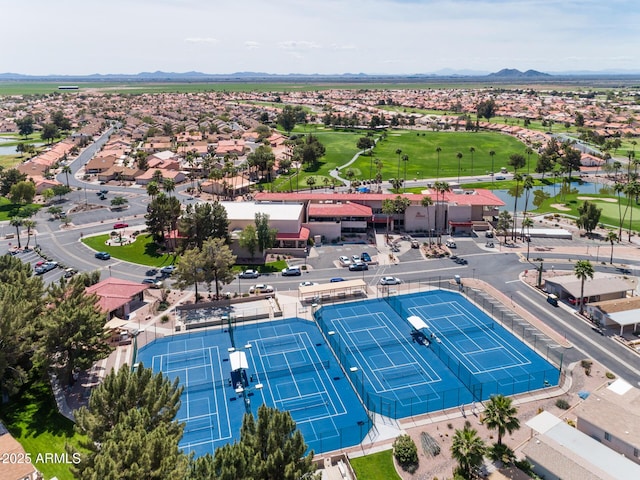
[0,145,17,155]
[492,181,609,212]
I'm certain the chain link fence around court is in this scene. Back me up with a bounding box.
[313,279,564,420]
[382,277,565,371]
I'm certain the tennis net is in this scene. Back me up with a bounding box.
[354,336,402,352]
[256,359,330,379]
[430,320,494,338]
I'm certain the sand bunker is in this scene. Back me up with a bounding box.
[551,203,571,211]
[577,196,617,203]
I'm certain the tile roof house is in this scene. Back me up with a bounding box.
[86,277,149,320]
[0,422,39,480]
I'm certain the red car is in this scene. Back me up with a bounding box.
[567,296,588,306]
[113,223,129,229]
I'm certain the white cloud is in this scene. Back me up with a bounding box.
[244,41,260,49]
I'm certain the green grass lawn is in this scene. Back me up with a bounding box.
[537,191,640,232]
[0,382,86,480]
[82,233,177,267]
[0,198,43,221]
[349,130,536,182]
[349,450,402,480]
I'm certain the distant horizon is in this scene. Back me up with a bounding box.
[2,1,638,77]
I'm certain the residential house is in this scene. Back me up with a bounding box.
[585,296,640,334]
[135,168,186,185]
[522,411,640,480]
[574,378,640,465]
[85,155,117,174]
[544,272,636,305]
[0,422,39,480]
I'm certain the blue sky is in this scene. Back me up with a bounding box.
[3,0,638,75]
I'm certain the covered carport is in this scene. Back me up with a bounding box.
[298,279,367,303]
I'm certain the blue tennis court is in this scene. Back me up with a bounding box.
[315,290,560,419]
[137,318,370,457]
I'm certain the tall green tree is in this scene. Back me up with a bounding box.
[72,365,186,479]
[510,172,523,241]
[213,405,315,480]
[201,237,237,300]
[238,224,258,259]
[456,151,463,183]
[174,247,206,302]
[0,254,44,396]
[15,116,34,138]
[624,180,640,241]
[255,212,277,253]
[576,200,602,235]
[483,394,520,446]
[574,260,595,314]
[145,192,181,243]
[476,98,497,122]
[247,145,276,182]
[61,164,72,187]
[496,210,512,245]
[0,168,28,196]
[180,201,229,249]
[37,277,112,386]
[9,180,36,205]
[451,426,486,479]
[560,144,582,181]
[41,123,60,144]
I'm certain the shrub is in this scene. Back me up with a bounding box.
[555,398,570,410]
[393,434,418,473]
[160,314,170,323]
[605,371,615,379]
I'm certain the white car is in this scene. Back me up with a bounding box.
[299,281,318,287]
[35,261,58,274]
[338,256,351,266]
[249,284,274,294]
[380,276,401,285]
[351,255,360,263]
[160,265,176,275]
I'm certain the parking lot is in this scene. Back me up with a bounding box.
[10,248,70,284]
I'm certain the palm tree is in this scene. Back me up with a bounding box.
[436,147,442,180]
[395,148,402,180]
[421,195,434,245]
[484,394,520,446]
[450,426,486,479]
[625,180,640,241]
[401,154,409,192]
[9,217,23,248]
[605,230,619,264]
[382,198,395,238]
[489,150,496,183]
[61,165,72,187]
[163,178,175,197]
[469,146,475,176]
[525,147,533,174]
[23,219,36,248]
[520,175,535,235]
[146,181,160,200]
[522,217,534,260]
[574,260,594,315]
[511,173,523,241]
[434,181,450,240]
[456,152,463,183]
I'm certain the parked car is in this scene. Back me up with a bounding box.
[485,231,494,238]
[495,176,506,181]
[239,269,260,279]
[567,295,588,306]
[63,268,77,278]
[146,268,158,276]
[411,240,420,248]
[281,266,302,276]
[95,251,111,260]
[330,277,345,283]
[35,261,58,274]
[100,189,109,195]
[299,281,318,287]
[380,276,401,285]
[113,223,129,229]
[351,255,360,263]
[445,240,457,248]
[338,256,351,266]
[361,252,372,262]
[142,278,163,288]
[160,265,176,275]
[249,284,274,294]
[349,262,368,271]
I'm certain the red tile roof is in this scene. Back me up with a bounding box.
[276,226,310,241]
[86,277,149,313]
[308,202,373,217]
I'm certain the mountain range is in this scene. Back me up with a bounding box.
[0,68,639,82]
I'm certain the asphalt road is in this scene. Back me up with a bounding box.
[1,130,639,389]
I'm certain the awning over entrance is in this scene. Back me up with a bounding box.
[298,279,367,301]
